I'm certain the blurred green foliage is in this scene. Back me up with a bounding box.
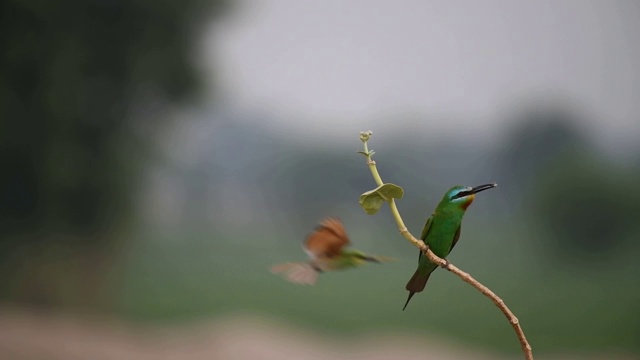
[0,0,227,307]
[529,153,640,258]
[113,223,639,356]
[499,107,640,262]
[1,2,638,356]
[110,108,639,356]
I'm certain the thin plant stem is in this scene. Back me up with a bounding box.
[358,131,533,360]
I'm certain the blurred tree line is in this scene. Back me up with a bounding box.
[118,106,640,354]
[2,0,637,315]
[0,0,228,308]
[498,105,640,262]
[202,105,640,266]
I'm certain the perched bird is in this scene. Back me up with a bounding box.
[271,217,391,285]
[403,183,497,310]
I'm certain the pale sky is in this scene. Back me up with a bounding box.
[206,0,640,145]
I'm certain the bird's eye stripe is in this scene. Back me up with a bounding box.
[452,191,471,199]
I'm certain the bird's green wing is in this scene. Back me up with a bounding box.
[420,215,433,241]
[449,225,462,253]
[417,216,434,261]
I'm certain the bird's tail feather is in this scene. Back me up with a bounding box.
[361,255,396,263]
[403,270,431,310]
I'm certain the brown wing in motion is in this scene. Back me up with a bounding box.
[303,217,350,259]
[270,263,320,285]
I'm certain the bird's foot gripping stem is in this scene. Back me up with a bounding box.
[440,258,451,270]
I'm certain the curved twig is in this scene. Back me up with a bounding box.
[358,131,533,360]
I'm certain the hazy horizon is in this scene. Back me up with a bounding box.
[206,0,640,148]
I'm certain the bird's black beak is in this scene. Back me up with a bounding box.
[470,183,497,194]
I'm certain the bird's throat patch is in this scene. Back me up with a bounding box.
[460,194,475,210]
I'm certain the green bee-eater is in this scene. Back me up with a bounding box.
[403,183,497,310]
[272,217,392,285]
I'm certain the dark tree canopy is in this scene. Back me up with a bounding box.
[528,154,640,260]
[0,0,227,306]
[493,106,640,263]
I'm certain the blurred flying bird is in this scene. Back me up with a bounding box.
[271,217,392,285]
[403,183,497,310]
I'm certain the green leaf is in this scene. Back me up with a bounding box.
[359,183,404,214]
[356,150,375,157]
